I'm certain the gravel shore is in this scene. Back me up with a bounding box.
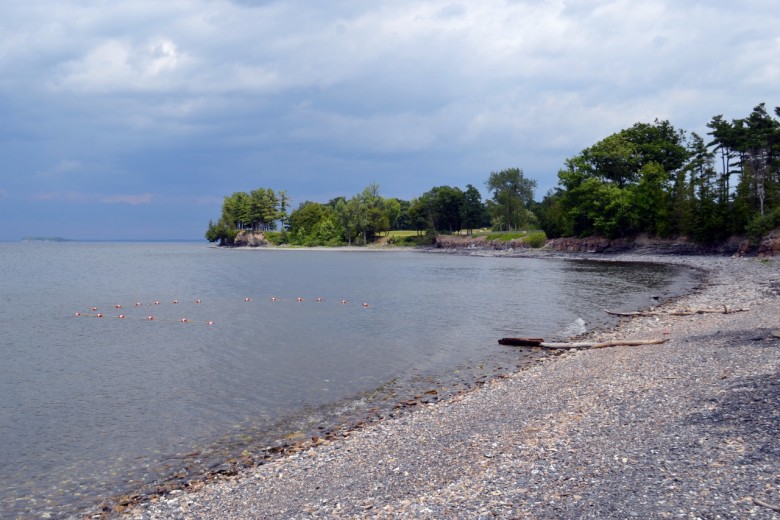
[122,254,780,519]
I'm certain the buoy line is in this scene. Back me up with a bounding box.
[73,295,371,326]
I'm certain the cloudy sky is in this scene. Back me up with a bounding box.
[1,0,777,240]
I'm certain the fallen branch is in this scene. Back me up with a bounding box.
[605,306,749,318]
[498,337,544,347]
[605,310,661,317]
[753,497,780,512]
[539,338,669,350]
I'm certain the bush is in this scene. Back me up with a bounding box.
[746,207,780,242]
[387,234,434,246]
[523,231,548,248]
[264,231,286,245]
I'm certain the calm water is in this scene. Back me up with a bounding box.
[0,243,699,518]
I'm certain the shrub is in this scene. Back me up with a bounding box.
[745,207,780,242]
[523,231,548,248]
[264,231,286,245]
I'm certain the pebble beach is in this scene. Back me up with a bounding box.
[119,254,780,519]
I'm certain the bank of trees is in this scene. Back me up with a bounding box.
[538,103,780,242]
[205,188,288,244]
[206,174,528,246]
[288,183,400,246]
[207,103,779,246]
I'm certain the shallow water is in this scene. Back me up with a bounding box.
[0,243,698,518]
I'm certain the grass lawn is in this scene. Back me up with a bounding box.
[386,230,420,238]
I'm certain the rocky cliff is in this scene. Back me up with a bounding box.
[233,231,268,247]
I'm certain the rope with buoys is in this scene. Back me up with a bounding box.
[73,295,371,326]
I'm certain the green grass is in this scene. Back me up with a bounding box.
[473,230,548,247]
[483,231,528,242]
[386,230,420,238]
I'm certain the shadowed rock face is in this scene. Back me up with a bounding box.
[233,231,268,247]
[435,234,718,254]
[759,229,780,257]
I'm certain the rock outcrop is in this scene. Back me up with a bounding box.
[435,233,755,255]
[758,229,780,257]
[233,231,268,247]
[435,235,535,250]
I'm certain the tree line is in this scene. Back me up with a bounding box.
[207,102,779,246]
[537,103,780,243]
[206,169,538,246]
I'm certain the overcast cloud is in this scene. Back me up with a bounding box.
[1,0,778,240]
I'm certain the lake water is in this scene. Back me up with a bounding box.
[0,243,699,518]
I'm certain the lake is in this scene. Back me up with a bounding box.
[0,243,699,518]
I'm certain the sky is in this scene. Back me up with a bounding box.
[1,0,778,240]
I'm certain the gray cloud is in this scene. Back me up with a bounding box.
[1,0,778,239]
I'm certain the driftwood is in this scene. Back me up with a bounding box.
[539,338,669,350]
[498,337,544,346]
[499,338,669,350]
[605,306,749,318]
[753,497,780,512]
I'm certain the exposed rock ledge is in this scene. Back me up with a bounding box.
[436,233,780,256]
[759,229,780,257]
[233,231,268,247]
[228,230,779,256]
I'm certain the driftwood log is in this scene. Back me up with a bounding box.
[605,306,749,317]
[498,337,545,346]
[499,338,669,350]
[538,338,669,350]
[753,497,780,513]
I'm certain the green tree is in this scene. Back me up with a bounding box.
[460,184,485,234]
[383,198,402,234]
[419,185,465,232]
[408,197,430,235]
[632,162,673,236]
[393,199,413,230]
[485,168,536,231]
[536,189,569,238]
[335,198,359,245]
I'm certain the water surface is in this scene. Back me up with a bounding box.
[0,243,698,518]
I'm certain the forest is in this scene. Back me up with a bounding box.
[206,103,780,247]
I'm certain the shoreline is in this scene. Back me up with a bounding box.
[118,254,779,519]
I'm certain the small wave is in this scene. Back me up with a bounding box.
[559,317,586,337]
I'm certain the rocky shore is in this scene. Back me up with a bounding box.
[120,254,779,519]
